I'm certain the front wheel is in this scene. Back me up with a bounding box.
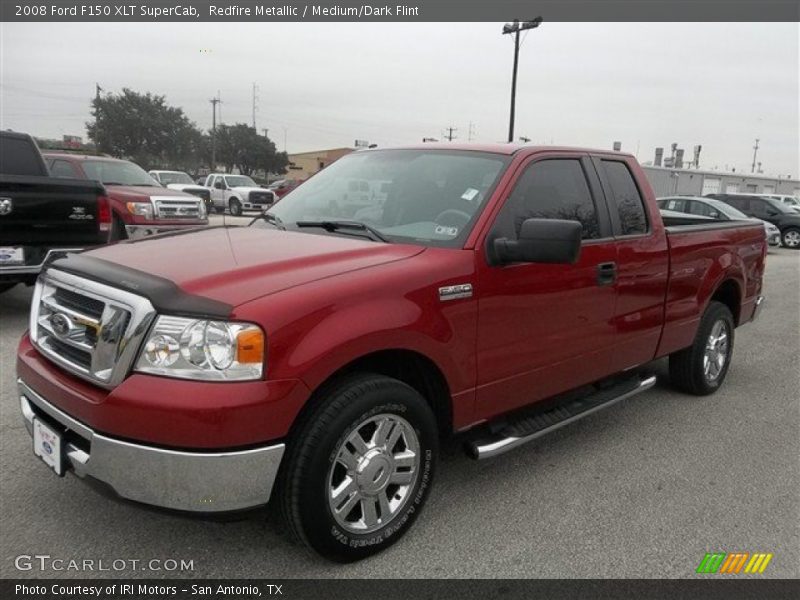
[229,198,242,216]
[669,301,734,395]
[277,374,438,562]
[781,227,800,249]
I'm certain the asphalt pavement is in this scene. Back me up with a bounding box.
[1,244,797,579]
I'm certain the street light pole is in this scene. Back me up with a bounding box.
[502,17,542,143]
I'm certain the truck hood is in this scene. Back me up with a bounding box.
[231,186,271,195]
[80,226,425,307]
[166,184,208,194]
[107,185,197,200]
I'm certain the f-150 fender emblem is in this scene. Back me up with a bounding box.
[0,197,12,216]
[439,283,473,301]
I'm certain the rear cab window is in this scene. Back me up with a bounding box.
[0,135,48,176]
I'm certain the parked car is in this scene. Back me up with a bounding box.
[43,154,207,240]
[707,192,800,249]
[18,145,766,562]
[0,131,110,293]
[267,178,305,200]
[204,173,276,215]
[149,170,213,214]
[657,195,780,247]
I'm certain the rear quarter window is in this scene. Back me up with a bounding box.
[600,160,648,235]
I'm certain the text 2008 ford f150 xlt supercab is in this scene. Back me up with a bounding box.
[17,145,766,562]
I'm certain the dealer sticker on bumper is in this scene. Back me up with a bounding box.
[33,418,64,475]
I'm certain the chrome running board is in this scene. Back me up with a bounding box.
[467,374,657,460]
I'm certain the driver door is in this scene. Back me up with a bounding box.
[475,154,619,419]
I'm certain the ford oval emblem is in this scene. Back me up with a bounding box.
[42,441,53,455]
[50,312,74,338]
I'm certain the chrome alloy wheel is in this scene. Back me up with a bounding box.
[783,229,800,248]
[327,414,420,534]
[703,319,730,382]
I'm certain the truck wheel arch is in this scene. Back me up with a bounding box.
[710,279,742,326]
[292,349,453,439]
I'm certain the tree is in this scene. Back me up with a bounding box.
[214,123,288,176]
[86,88,204,170]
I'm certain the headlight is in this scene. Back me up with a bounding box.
[126,201,154,219]
[135,316,264,381]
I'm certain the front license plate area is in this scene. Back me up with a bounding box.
[33,418,64,476]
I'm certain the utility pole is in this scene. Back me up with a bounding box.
[210,94,222,169]
[751,138,760,173]
[443,126,458,141]
[502,17,542,143]
[468,122,476,141]
[252,83,259,130]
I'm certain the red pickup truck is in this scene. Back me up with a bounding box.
[17,145,766,562]
[43,153,208,240]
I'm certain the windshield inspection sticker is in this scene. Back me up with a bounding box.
[434,225,459,237]
[461,188,480,202]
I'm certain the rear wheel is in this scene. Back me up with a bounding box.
[669,301,734,395]
[781,227,800,249]
[229,198,242,216]
[277,373,438,562]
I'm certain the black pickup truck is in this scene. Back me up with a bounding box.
[0,131,111,293]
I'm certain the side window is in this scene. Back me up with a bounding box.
[601,160,648,235]
[749,199,773,218]
[49,160,79,178]
[723,196,748,211]
[688,201,714,217]
[495,159,600,240]
[666,198,685,212]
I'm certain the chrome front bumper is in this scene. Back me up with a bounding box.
[124,224,206,240]
[18,379,285,513]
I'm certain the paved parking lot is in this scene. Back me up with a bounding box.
[1,245,797,579]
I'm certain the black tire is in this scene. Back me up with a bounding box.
[669,301,735,395]
[781,227,800,249]
[110,215,127,241]
[0,282,17,294]
[277,373,438,562]
[229,198,242,216]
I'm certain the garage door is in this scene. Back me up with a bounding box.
[701,177,721,195]
[725,183,740,193]
[763,185,776,194]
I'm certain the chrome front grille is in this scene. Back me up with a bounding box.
[152,196,203,219]
[30,270,156,389]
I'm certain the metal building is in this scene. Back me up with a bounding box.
[642,166,800,198]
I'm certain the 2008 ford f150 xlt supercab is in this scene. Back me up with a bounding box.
[17,145,766,562]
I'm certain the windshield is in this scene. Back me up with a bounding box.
[264,149,509,247]
[82,160,159,186]
[704,198,749,220]
[225,175,257,187]
[764,198,794,214]
[158,171,194,185]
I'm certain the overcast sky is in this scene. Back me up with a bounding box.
[1,22,797,176]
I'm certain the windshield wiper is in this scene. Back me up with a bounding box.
[295,220,389,243]
[250,212,286,230]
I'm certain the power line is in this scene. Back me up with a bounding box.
[443,126,458,142]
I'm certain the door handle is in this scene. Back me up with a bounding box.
[596,262,617,286]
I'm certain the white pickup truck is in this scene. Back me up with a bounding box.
[203,173,276,216]
[149,170,212,214]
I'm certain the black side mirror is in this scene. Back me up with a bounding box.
[489,218,582,266]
